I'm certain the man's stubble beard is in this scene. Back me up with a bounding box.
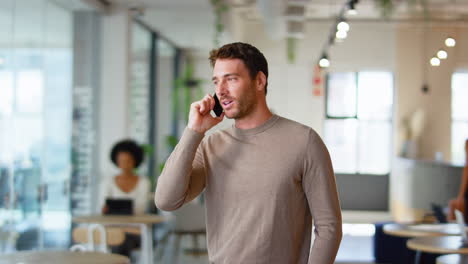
[225,84,258,120]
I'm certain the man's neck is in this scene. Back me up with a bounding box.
[234,106,273,130]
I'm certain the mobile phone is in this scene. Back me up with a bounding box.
[212,93,223,117]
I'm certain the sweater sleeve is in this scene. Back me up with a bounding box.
[154,127,207,211]
[302,130,343,264]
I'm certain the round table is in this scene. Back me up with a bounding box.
[0,251,129,264]
[408,236,468,255]
[73,214,166,264]
[437,254,468,264]
[384,223,464,238]
[73,214,166,225]
[408,236,468,264]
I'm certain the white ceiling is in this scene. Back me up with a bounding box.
[99,0,216,51]
[88,0,468,51]
[140,0,216,52]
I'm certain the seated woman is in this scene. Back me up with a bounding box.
[99,139,150,257]
[447,139,468,221]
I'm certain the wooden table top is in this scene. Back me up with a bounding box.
[407,236,468,254]
[383,223,464,238]
[73,214,166,224]
[0,251,129,264]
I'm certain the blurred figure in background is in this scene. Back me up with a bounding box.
[448,139,468,221]
[99,139,150,257]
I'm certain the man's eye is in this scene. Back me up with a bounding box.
[228,77,236,81]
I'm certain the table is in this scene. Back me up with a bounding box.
[384,223,464,238]
[0,251,129,264]
[73,214,166,264]
[407,236,468,264]
[437,254,468,264]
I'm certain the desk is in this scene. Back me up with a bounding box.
[384,223,464,238]
[73,214,166,264]
[407,236,468,264]
[0,251,129,264]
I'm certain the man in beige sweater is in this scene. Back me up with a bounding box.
[155,42,342,263]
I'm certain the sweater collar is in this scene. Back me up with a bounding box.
[231,114,280,137]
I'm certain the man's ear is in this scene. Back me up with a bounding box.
[256,71,267,93]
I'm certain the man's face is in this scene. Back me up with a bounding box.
[212,58,258,119]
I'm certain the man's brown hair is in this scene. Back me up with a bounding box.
[209,42,269,94]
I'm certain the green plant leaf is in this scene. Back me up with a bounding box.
[287,37,296,64]
[159,162,165,174]
[165,135,179,149]
[141,144,154,157]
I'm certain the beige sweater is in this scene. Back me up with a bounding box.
[155,115,342,263]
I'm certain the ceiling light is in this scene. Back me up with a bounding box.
[437,49,447,60]
[337,21,350,32]
[336,30,347,40]
[347,9,357,15]
[445,37,456,47]
[319,58,330,68]
[430,57,440,66]
[347,0,358,15]
[319,54,330,68]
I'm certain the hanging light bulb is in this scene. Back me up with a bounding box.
[319,54,330,68]
[347,8,357,15]
[430,57,440,66]
[347,0,358,15]
[336,30,347,40]
[437,49,448,60]
[337,21,350,32]
[319,58,330,68]
[445,37,456,47]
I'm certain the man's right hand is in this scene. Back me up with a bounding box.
[187,94,224,134]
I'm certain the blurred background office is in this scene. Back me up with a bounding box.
[0,0,468,263]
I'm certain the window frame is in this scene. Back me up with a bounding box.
[451,70,468,165]
[324,71,394,175]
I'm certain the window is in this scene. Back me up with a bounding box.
[324,71,393,174]
[0,0,73,251]
[452,72,468,165]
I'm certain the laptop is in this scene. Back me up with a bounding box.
[105,198,133,215]
[454,209,468,243]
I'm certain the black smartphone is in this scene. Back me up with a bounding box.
[212,93,223,117]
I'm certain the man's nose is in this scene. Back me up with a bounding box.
[216,79,228,96]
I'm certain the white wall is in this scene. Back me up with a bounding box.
[395,25,468,161]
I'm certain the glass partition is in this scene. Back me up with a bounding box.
[0,0,73,252]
